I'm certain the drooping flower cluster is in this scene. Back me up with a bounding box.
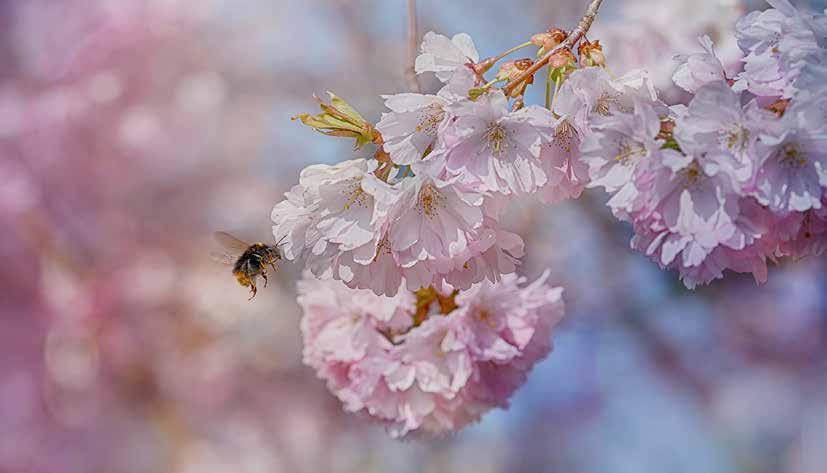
[298,271,564,438]
[580,0,827,288]
[273,0,827,438]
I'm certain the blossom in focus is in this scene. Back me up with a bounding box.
[298,271,564,438]
[537,67,658,204]
[383,157,486,289]
[415,32,480,83]
[376,93,449,165]
[271,158,394,283]
[441,91,552,195]
[376,69,475,166]
[554,67,659,135]
[536,117,589,203]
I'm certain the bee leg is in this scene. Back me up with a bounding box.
[270,263,278,273]
[261,270,268,288]
[248,281,258,300]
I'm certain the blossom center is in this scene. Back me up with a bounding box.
[553,120,578,153]
[343,179,369,210]
[372,234,392,262]
[722,125,750,153]
[484,123,510,156]
[476,310,497,328]
[416,183,446,219]
[413,286,459,327]
[594,92,623,116]
[778,142,807,168]
[414,104,445,137]
[614,138,646,164]
[680,161,704,188]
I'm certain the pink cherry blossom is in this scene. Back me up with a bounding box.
[673,81,764,182]
[272,158,396,285]
[441,91,551,195]
[536,116,590,203]
[376,93,449,165]
[581,98,664,217]
[414,32,480,83]
[734,0,823,98]
[749,100,827,213]
[672,35,731,94]
[555,67,660,135]
[298,271,564,438]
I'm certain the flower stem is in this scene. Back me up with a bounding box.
[503,0,605,96]
[550,75,561,113]
[493,41,534,63]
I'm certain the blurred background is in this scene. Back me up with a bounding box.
[1,0,826,472]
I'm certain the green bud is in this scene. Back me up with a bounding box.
[292,92,378,149]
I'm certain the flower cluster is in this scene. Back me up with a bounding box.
[581,0,827,288]
[273,0,827,437]
[298,271,564,438]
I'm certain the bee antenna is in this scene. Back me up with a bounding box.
[274,234,288,246]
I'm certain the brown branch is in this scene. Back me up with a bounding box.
[503,0,604,96]
[405,0,423,93]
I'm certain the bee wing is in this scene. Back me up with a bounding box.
[210,251,238,266]
[213,231,250,252]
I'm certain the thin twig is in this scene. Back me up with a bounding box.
[503,0,604,96]
[405,0,422,93]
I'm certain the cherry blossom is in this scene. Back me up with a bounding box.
[441,91,552,195]
[750,104,827,213]
[281,0,827,439]
[414,32,480,83]
[672,35,730,94]
[298,272,564,438]
[733,0,824,98]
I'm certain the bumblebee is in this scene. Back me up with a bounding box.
[212,232,282,299]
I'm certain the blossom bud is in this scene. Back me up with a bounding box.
[497,58,535,97]
[578,39,605,67]
[547,28,568,47]
[472,57,497,77]
[548,48,576,69]
[656,118,675,141]
[532,28,568,55]
[530,33,550,47]
[293,91,378,149]
[495,60,518,82]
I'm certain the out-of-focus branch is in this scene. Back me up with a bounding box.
[503,0,604,96]
[405,0,422,93]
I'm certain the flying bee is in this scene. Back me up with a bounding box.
[211,231,283,300]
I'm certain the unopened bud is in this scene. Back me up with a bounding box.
[498,58,534,97]
[495,60,518,82]
[547,28,568,46]
[657,118,675,140]
[293,92,378,149]
[472,57,497,76]
[549,48,576,69]
[532,28,569,54]
[513,58,534,73]
[531,33,550,47]
[578,39,605,67]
